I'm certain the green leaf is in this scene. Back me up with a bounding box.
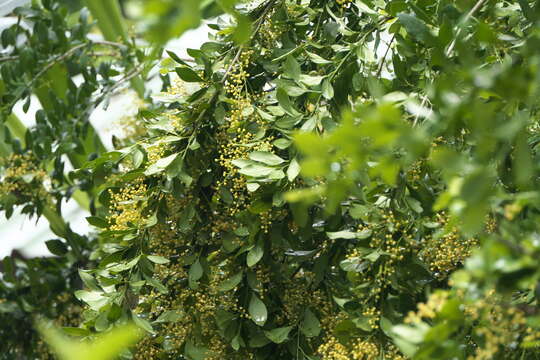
[392,324,426,344]
[189,259,203,289]
[287,157,301,181]
[264,326,293,344]
[147,255,170,264]
[86,216,108,228]
[175,66,203,82]
[397,13,433,44]
[166,50,189,65]
[284,55,301,80]
[306,51,332,64]
[156,310,184,323]
[74,290,108,311]
[300,309,321,337]
[249,151,285,166]
[144,153,179,176]
[36,321,143,360]
[299,74,324,87]
[275,79,308,97]
[185,340,210,360]
[273,138,292,149]
[405,196,423,213]
[218,271,243,292]
[247,244,264,267]
[249,294,267,326]
[327,230,357,240]
[78,269,100,291]
[238,164,275,178]
[45,239,68,256]
[132,313,154,334]
[322,79,334,100]
[276,88,300,116]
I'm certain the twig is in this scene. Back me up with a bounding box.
[221,0,276,83]
[222,47,243,83]
[0,55,19,63]
[28,43,88,89]
[0,40,127,65]
[89,64,146,112]
[446,0,488,56]
[375,34,395,78]
[91,40,128,49]
[412,94,429,127]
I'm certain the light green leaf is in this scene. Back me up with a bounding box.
[247,182,261,192]
[264,326,293,344]
[238,164,276,178]
[322,79,334,100]
[74,290,108,311]
[249,151,285,165]
[249,295,268,326]
[144,153,179,176]
[284,55,301,80]
[247,244,264,267]
[147,255,170,264]
[327,230,357,240]
[132,313,154,334]
[78,270,100,291]
[306,51,332,64]
[218,271,243,292]
[287,157,301,181]
[36,321,143,360]
[299,74,324,87]
[156,310,184,323]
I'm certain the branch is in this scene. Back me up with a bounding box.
[85,64,146,116]
[446,0,488,56]
[0,55,19,63]
[28,43,88,89]
[221,0,277,84]
[375,34,396,78]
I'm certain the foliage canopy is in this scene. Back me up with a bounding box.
[2,0,540,359]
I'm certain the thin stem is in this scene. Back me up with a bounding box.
[446,0,489,56]
[86,63,146,115]
[222,0,277,83]
[375,34,395,78]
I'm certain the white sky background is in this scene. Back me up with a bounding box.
[0,6,211,257]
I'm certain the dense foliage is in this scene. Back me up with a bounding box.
[2,0,540,359]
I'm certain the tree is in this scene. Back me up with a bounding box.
[2,0,540,359]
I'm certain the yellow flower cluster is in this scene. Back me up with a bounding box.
[351,339,379,360]
[406,160,424,188]
[319,335,404,360]
[53,292,82,328]
[0,152,48,204]
[280,273,333,325]
[466,294,527,360]
[318,335,350,360]
[107,178,148,231]
[145,142,168,164]
[258,12,282,50]
[405,291,449,324]
[421,213,478,277]
[484,215,497,234]
[346,211,411,304]
[362,306,381,330]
